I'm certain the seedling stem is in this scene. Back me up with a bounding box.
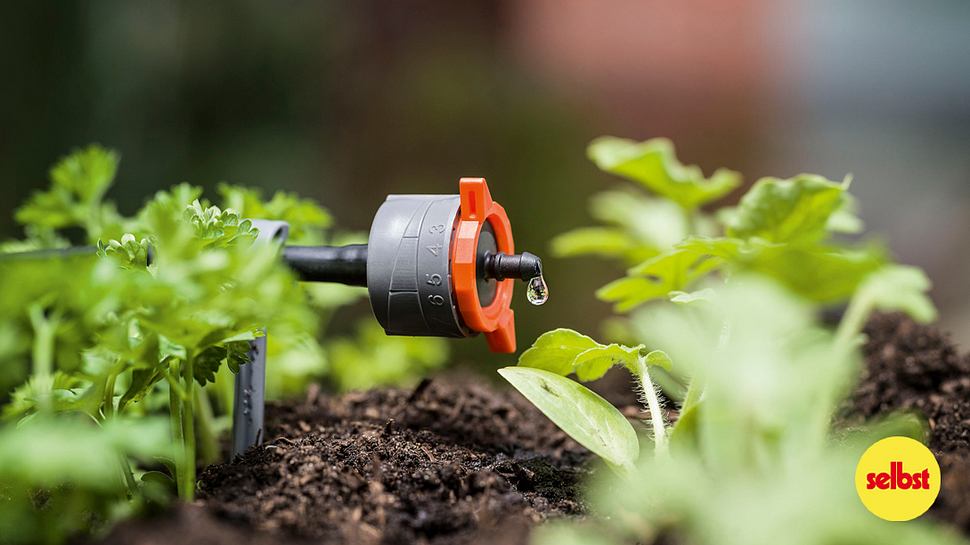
[636,354,668,456]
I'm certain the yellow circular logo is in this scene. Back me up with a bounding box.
[855,436,940,521]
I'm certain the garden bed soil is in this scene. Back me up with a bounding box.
[100,377,592,545]
[99,313,970,544]
[849,313,970,532]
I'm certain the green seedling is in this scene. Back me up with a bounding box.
[555,137,892,312]
[500,329,673,472]
[520,136,949,545]
[0,416,173,545]
[0,145,448,517]
[532,278,961,545]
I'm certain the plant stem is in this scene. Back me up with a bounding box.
[681,377,702,414]
[162,365,189,401]
[28,304,57,412]
[119,455,138,498]
[213,366,235,417]
[684,207,699,237]
[636,355,668,456]
[179,354,197,501]
[103,372,117,419]
[194,387,219,465]
[28,305,54,378]
[835,292,873,355]
[168,361,184,493]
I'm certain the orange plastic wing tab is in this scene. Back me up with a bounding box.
[484,311,516,353]
[458,177,492,221]
[451,177,517,354]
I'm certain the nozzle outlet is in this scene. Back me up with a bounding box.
[482,251,542,282]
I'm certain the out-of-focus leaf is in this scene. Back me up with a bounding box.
[119,368,162,411]
[726,175,848,243]
[15,145,121,241]
[98,233,151,269]
[326,321,447,392]
[218,184,331,243]
[532,521,620,545]
[598,238,741,311]
[589,190,690,250]
[827,190,864,234]
[855,265,937,323]
[587,137,740,209]
[669,289,715,305]
[600,235,885,311]
[551,227,648,261]
[746,241,886,303]
[184,200,258,248]
[0,416,170,489]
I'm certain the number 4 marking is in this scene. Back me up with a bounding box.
[426,244,442,256]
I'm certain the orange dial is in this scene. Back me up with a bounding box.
[450,177,517,353]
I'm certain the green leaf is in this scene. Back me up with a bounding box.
[140,470,176,492]
[572,344,644,381]
[97,233,151,268]
[218,184,332,243]
[194,345,228,386]
[588,190,690,250]
[644,349,673,370]
[224,340,252,373]
[747,242,886,303]
[596,276,676,313]
[0,416,171,490]
[518,329,599,375]
[550,227,649,262]
[498,367,638,471]
[587,137,740,209]
[532,521,618,545]
[668,289,715,305]
[856,265,937,323]
[118,368,162,411]
[726,174,848,243]
[326,321,447,393]
[669,402,700,453]
[826,189,864,234]
[598,238,740,311]
[184,200,258,248]
[49,145,119,202]
[15,145,120,238]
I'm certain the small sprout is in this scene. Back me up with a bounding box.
[503,329,673,465]
[498,367,639,473]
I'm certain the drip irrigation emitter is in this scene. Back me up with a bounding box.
[2,177,547,458]
[234,177,546,455]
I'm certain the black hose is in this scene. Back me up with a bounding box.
[0,246,98,262]
[0,244,369,287]
[281,245,368,287]
[482,251,542,281]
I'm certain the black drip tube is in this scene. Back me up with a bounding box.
[281,244,368,287]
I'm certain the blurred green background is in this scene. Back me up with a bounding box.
[2,0,969,359]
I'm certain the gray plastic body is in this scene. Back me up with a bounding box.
[231,219,289,458]
[231,333,266,457]
[366,195,471,338]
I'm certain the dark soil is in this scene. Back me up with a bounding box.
[848,313,970,532]
[101,378,592,545]
[99,313,970,544]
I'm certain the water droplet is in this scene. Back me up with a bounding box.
[526,274,548,305]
